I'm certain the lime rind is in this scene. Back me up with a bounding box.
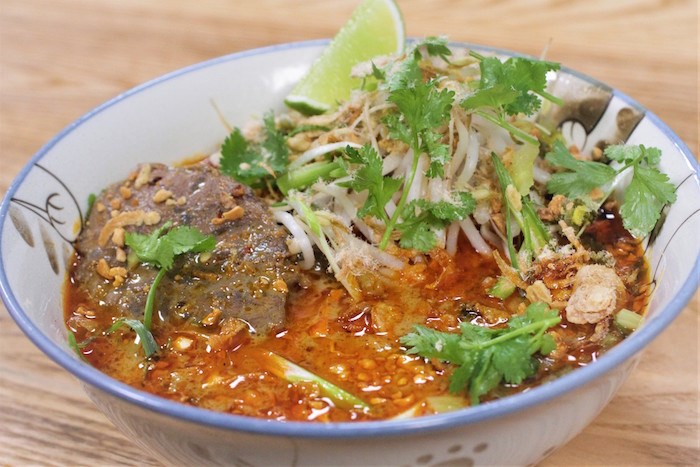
[284,95,331,116]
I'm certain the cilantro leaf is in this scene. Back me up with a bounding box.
[220,111,289,188]
[428,192,477,222]
[343,144,402,223]
[386,54,423,92]
[401,323,463,361]
[461,83,519,113]
[545,140,617,198]
[371,61,386,81]
[467,53,561,116]
[125,222,216,331]
[381,37,452,92]
[396,193,476,252]
[388,82,455,139]
[491,338,535,384]
[123,223,172,268]
[397,215,436,251]
[620,164,676,238]
[126,222,215,271]
[604,144,676,238]
[415,36,452,62]
[401,302,561,405]
[461,52,561,144]
[604,144,662,166]
[422,130,451,178]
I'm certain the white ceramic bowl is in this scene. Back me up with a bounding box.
[1,41,698,466]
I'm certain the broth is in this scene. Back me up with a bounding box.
[65,209,649,421]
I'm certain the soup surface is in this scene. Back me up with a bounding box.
[65,207,648,421]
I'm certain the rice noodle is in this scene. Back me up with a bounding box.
[360,99,380,152]
[384,199,397,218]
[321,185,377,243]
[456,126,480,186]
[367,102,395,114]
[473,202,491,225]
[448,115,469,179]
[339,232,405,270]
[382,152,403,175]
[428,177,445,202]
[273,210,315,269]
[446,222,460,256]
[460,216,491,254]
[488,219,511,260]
[479,222,501,248]
[395,147,414,177]
[447,111,455,165]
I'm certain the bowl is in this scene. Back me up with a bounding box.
[1,40,698,466]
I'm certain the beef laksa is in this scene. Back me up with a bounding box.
[65,39,674,421]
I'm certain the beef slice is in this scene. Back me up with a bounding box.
[72,162,294,335]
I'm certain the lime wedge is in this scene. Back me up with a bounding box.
[285,0,405,115]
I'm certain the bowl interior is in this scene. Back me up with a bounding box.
[1,40,698,436]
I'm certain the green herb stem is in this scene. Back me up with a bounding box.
[614,308,644,334]
[277,160,344,194]
[489,276,516,300]
[107,318,159,358]
[67,330,88,362]
[475,110,538,145]
[144,267,166,331]
[458,318,560,352]
[266,352,369,411]
[536,90,564,106]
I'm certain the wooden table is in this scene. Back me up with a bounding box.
[1,0,698,464]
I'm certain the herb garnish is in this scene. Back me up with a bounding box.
[374,38,457,249]
[342,144,402,224]
[106,318,160,358]
[546,141,676,238]
[125,221,216,331]
[401,302,561,405]
[396,194,476,251]
[220,111,289,188]
[461,51,562,145]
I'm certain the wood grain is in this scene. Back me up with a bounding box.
[0,0,697,465]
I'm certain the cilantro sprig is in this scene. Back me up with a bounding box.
[220,111,289,188]
[125,221,216,331]
[401,302,561,405]
[342,144,402,224]
[461,51,562,145]
[341,143,476,252]
[374,39,457,249]
[546,141,676,238]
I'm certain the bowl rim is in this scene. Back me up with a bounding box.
[1,38,698,439]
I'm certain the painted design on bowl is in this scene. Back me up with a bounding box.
[9,163,84,273]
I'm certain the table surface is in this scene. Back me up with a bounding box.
[1,0,698,465]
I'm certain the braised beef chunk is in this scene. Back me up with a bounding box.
[72,162,295,335]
